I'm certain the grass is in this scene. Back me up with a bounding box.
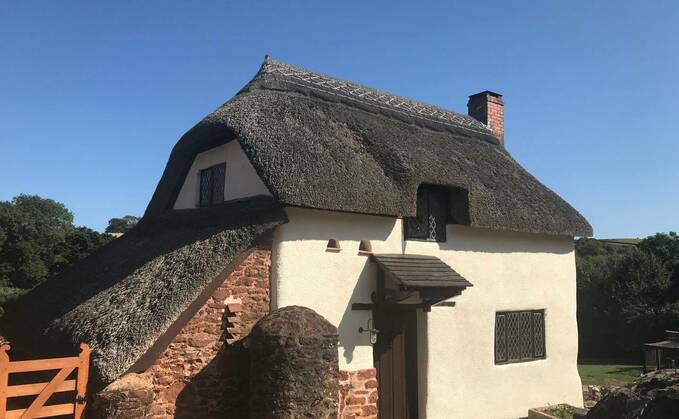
[578,363,643,386]
[542,405,577,419]
[600,238,641,246]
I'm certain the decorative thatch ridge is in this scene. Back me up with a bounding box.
[0,197,287,387]
[253,57,494,137]
[146,57,591,236]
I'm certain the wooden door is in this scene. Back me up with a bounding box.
[374,308,418,419]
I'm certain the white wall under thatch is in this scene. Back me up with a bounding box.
[270,207,582,419]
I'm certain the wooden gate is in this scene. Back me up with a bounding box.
[0,343,90,419]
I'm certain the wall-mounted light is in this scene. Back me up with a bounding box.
[358,318,379,345]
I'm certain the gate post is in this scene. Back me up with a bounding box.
[248,306,339,419]
[0,344,9,419]
[75,343,90,419]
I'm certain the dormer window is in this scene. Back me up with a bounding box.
[404,185,448,242]
[199,163,226,207]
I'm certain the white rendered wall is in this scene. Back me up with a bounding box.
[173,141,271,209]
[270,207,582,419]
[270,208,404,371]
[407,226,582,419]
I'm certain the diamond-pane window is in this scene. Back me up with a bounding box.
[495,310,545,364]
[495,314,508,363]
[199,163,226,207]
[404,185,448,242]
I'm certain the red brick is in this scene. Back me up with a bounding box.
[144,249,271,417]
[338,369,378,418]
[361,405,377,415]
[356,369,376,380]
[345,396,365,405]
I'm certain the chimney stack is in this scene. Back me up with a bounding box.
[467,91,504,144]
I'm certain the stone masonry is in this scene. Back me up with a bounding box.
[248,306,340,419]
[90,246,380,418]
[338,369,378,419]
[143,248,271,418]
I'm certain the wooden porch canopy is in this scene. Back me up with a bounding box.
[370,254,473,309]
[643,330,679,372]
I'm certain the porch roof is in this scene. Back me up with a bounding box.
[644,340,679,350]
[371,254,473,289]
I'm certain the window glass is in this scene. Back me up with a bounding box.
[199,163,226,207]
[404,185,448,242]
[495,310,546,364]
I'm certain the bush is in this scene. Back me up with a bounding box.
[0,195,113,315]
[576,234,679,359]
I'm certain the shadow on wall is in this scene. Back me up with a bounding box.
[337,260,376,365]
[417,310,429,418]
[434,225,574,255]
[276,208,397,242]
[275,208,401,367]
[174,345,250,419]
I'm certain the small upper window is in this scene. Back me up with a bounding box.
[199,163,226,207]
[404,185,448,242]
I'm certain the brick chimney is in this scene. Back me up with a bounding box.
[467,91,504,144]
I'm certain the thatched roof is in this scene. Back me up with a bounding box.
[0,197,286,387]
[146,57,591,236]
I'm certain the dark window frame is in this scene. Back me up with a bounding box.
[199,163,226,207]
[404,185,448,243]
[494,309,546,365]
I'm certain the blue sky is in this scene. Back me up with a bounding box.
[1,1,677,238]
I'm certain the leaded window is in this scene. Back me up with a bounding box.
[404,185,448,242]
[495,310,545,364]
[199,163,226,207]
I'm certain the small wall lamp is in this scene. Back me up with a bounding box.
[358,318,379,345]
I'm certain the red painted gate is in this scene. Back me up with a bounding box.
[0,343,90,419]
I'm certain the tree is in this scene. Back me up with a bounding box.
[609,249,672,352]
[576,234,679,359]
[0,195,74,288]
[0,195,112,289]
[576,246,627,357]
[639,232,679,299]
[105,215,140,234]
[52,227,113,274]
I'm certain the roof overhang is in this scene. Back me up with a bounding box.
[371,254,472,309]
[644,340,679,350]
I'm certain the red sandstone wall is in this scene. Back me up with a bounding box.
[144,249,271,418]
[339,368,378,419]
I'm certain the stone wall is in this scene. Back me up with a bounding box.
[143,248,271,418]
[583,385,612,408]
[249,306,340,419]
[90,373,155,419]
[338,369,378,418]
[91,247,380,418]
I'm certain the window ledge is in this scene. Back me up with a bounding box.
[404,238,444,243]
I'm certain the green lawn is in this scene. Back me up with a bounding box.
[578,363,643,386]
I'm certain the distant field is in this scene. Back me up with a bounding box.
[599,238,641,246]
[578,363,643,386]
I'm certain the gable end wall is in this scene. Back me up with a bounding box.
[144,248,271,418]
[173,141,272,209]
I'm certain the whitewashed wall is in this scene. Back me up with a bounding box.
[270,207,582,419]
[173,141,271,209]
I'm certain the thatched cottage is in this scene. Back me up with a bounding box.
[1,57,591,418]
